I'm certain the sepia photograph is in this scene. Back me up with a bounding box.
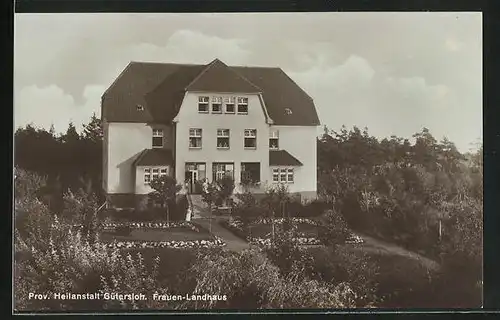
[13,12,483,312]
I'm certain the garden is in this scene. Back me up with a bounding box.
[14,120,483,310]
[98,220,226,249]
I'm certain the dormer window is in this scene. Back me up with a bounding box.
[136,104,144,111]
[285,108,292,115]
[198,96,209,113]
[269,130,279,150]
[152,129,163,148]
[237,97,248,114]
[212,96,222,113]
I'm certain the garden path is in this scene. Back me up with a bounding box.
[352,232,441,272]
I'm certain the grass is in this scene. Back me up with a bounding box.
[100,226,213,242]
[247,221,319,239]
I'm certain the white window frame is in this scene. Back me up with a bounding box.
[198,96,209,113]
[213,163,234,181]
[224,96,236,114]
[144,167,168,184]
[189,128,202,149]
[272,167,294,184]
[152,129,164,148]
[212,96,223,114]
[217,129,230,149]
[160,168,168,177]
[269,130,279,150]
[144,168,151,184]
[152,168,159,180]
[237,97,249,114]
[244,129,257,149]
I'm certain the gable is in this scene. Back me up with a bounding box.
[186,59,261,94]
[103,59,320,126]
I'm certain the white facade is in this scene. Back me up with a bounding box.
[104,92,318,202]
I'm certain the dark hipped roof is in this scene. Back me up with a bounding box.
[133,149,173,166]
[103,59,320,126]
[269,150,303,166]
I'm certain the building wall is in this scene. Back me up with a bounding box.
[135,165,172,195]
[174,92,271,192]
[105,122,173,194]
[269,125,318,199]
[102,120,108,193]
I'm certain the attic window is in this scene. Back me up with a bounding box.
[284,108,292,115]
[136,104,144,111]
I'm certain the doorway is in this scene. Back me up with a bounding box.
[185,162,206,194]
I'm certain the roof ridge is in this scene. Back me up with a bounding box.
[184,59,221,90]
[130,61,203,67]
[227,66,262,92]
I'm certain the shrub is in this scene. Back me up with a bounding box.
[184,248,357,309]
[308,246,380,307]
[318,209,351,245]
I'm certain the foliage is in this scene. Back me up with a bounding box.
[318,209,351,245]
[148,175,182,223]
[15,115,104,200]
[185,248,357,309]
[214,176,235,206]
[308,246,380,307]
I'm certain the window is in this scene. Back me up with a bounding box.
[189,128,202,148]
[237,97,248,114]
[136,104,144,111]
[272,167,294,184]
[280,168,287,182]
[269,130,279,150]
[152,129,163,148]
[152,168,159,180]
[198,96,209,113]
[217,129,230,149]
[287,168,294,182]
[144,167,168,184]
[272,168,279,182]
[212,96,222,113]
[160,168,168,177]
[212,163,234,181]
[244,129,257,149]
[144,168,151,184]
[225,96,236,113]
[241,162,260,184]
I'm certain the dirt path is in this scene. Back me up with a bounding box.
[352,232,441,271]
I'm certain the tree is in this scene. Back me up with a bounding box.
[82,113,103,143]
[148,175,182,224]
[214,176,235,207]
[201,181,219,233]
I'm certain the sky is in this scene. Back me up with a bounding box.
[14,12,482,153]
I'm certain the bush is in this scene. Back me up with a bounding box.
[308,246,380,307]
[184,248,358,309]
[318,209,351,245]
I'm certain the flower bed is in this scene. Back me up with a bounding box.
[223,218,321,246]
[100,221,200,233]
[248,236,321,247]
[252,217,320,226]
[345,234,365,244]
[102,236,226,249]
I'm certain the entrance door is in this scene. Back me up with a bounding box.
[185,163,206,194]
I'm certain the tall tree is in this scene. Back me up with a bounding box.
[82,113,103,143]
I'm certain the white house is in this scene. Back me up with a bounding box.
[101,58,320,209]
